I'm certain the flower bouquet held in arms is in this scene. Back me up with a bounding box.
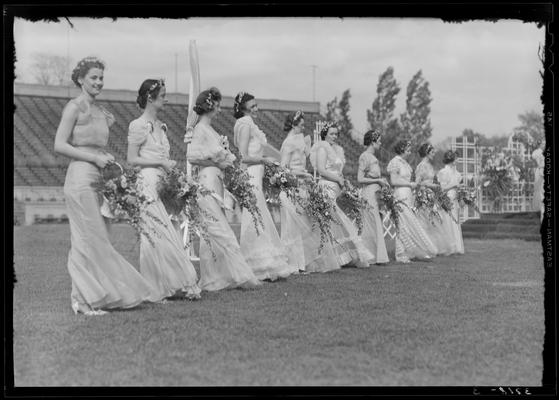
[413,185,442,225]
[263,161,299,207]
[376,186,403,232]
[298,180,340,252]
[336,180,371,234]
[92,162,163,245]
[157,167,215,249]
[481,163,513,211]
[223,155,264,235]
[456,185,480,214]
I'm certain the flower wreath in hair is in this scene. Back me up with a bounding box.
[204,90,219,111]
[293,110,304,124]
[370,129,381,143]
[233,91,249,114]
[148,78,165,99]
[77,56,105,68]
[424,143,434,155]
[319,120,338,138]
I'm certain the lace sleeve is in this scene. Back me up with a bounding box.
[127,119,149,146]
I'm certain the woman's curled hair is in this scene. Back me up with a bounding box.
[393,140,411,155]
[193,87,222,116]
[136,79,165,110]
[283,110,304,132]
[363,129,381,146]
[71,56,105,88]
[418,143,434,158]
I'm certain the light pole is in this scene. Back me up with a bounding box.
[174,53,178,93]
[310,64,318,102]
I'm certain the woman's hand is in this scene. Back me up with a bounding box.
[379,178,390,187]
[261,156,277,165]
[94,153,115,169]
[161,159,177,172]
[337,176,345,186]
[410,182,418,189]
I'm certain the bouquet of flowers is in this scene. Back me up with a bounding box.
[433,187,454,215]
[93,162,163,246]
[413,185,442,225]
[481,165,513,207]
[157,167,215,249]
[263,162,299,206]
[336,180,371,234]
[297,180,339,252]
[223,163,264,234]
[456,185,480,213]
[376,186,403,231]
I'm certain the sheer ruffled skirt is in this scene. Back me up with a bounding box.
[137,167,201,301]
[63,161,155,312]
[393,187,437,262]
[240,165,294,280]
[360,184,389,264]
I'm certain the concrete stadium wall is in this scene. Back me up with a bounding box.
[14,82,321,113]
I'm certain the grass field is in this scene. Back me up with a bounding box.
[12,224,544,386]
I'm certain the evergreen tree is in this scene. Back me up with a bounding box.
[400,70,433,166]
[367,67,402,165]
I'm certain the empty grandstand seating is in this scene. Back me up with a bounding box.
[14,83,363,192]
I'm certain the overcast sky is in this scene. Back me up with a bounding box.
[14,17,544,144]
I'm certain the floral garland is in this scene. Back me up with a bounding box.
[263,162,299,207]
[376,186,403,232]
[413,185,442,225]
[92,162,163,246]
[298,180,340,252]
[223,163,264,235]
[336,180,371,234]
[157,167,216,250]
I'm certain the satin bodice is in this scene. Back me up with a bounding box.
[69,98,115,148]
[358,150,382,194]
[128,117,171,161]
[280,132,310,173]
[233,116,267,159]
[437,165,462,201]
[415,159,436,184]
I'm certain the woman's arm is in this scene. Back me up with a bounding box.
[316,147,343,185]
[54,101,114,167]
[390,171,416,188]
[127,142,175,171]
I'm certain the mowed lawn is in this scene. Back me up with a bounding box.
[12,224,544,386]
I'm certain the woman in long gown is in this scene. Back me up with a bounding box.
[413,143,453,255]
[54,57,155,315]
[279,111,341,273]
[436,150,465,254]
[127,79,201,302]
[310,122,375,268]
[387,140,437,263]
[356,129,390,264]
[232,92,294,280]
[531,140,545,220]
[186,87,261,291]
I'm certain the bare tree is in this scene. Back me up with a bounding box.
[30,53,71,86]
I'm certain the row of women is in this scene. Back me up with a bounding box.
[54,57,464,316]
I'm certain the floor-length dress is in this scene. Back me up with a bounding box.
[357,150,389,264]
[234,116,294,280]
[531,148,544,215]
[128,117,201,301]
[63,98,155,312]
[414,160,454,256]
[279,133,341,273]
[387,156,437,263]
[310,141,375,268]
[437,165,465,254]
[187,122,261,291]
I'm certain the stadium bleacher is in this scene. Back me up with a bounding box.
[14,83,365,224]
